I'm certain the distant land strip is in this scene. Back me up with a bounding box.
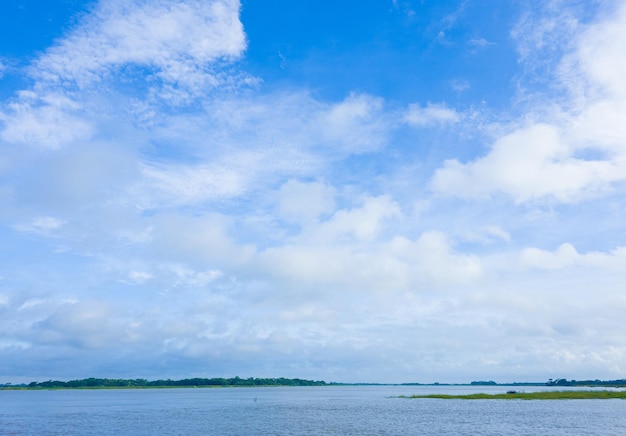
[402,391,626,400]
[2,377,626,390]
[0,377,328,389]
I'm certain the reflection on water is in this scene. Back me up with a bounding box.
[1,385,625,435]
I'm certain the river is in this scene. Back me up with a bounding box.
[1,385,625,435]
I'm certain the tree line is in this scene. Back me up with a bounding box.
[546,378,626,387]
[22,376,328,389]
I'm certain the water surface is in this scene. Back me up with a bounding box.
[1,385,625,435]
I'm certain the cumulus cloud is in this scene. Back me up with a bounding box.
[431,3,626,203]
[521,243,626,271]
[570,5,626,98]
[311,195,401,243]
[258,196,482,296]
[387,231,484,286]
[431,123,621,202]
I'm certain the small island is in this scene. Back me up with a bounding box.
[403,391,626,400]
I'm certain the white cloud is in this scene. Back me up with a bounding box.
[125,270,153,285]
[18,299,48,311]
[13,216,66,236]
[128,91,394,210]
[431,123,621,202]
[571,3,626,98]
[521,243,626,271]
[0,91,94,148]
[168,265,222,287]
[468,38,495,47]
[431,2,626,204]
[316,93,388,153]
[312,195,401,243]
[115,226,155,245]
[451,79,470,92]
[521,242,579,270]
[386,231,483,286]
[0,0,247,150]
[403,102,460,127]
[152,214,255,268]
[511,0,580,66]
[32,0,246,93]
[258,222,482,295]
[277,180,336,223]
[464,225,511,245]
[37,300,122,349]
[391,0,415,17]
[138,163,245,208]
[135,150,316,210]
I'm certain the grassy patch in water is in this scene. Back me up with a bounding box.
[402,391,626,400]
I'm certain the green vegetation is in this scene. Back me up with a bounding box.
[2,377,327,390]
[403,391,626,400]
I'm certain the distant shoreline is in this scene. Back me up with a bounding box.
[2,377,626,391]
[0,377,328,390]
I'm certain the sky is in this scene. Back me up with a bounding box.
[1,0,625,384]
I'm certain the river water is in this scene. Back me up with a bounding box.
[1,385,625,435]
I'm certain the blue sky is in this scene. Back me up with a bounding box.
[1,0,626,384]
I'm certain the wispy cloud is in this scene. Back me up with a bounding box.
[468,37,496,47]
[32,0,246,92]
[14,216,66,237]
[403,102,461,127]
[0,91,94,149]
